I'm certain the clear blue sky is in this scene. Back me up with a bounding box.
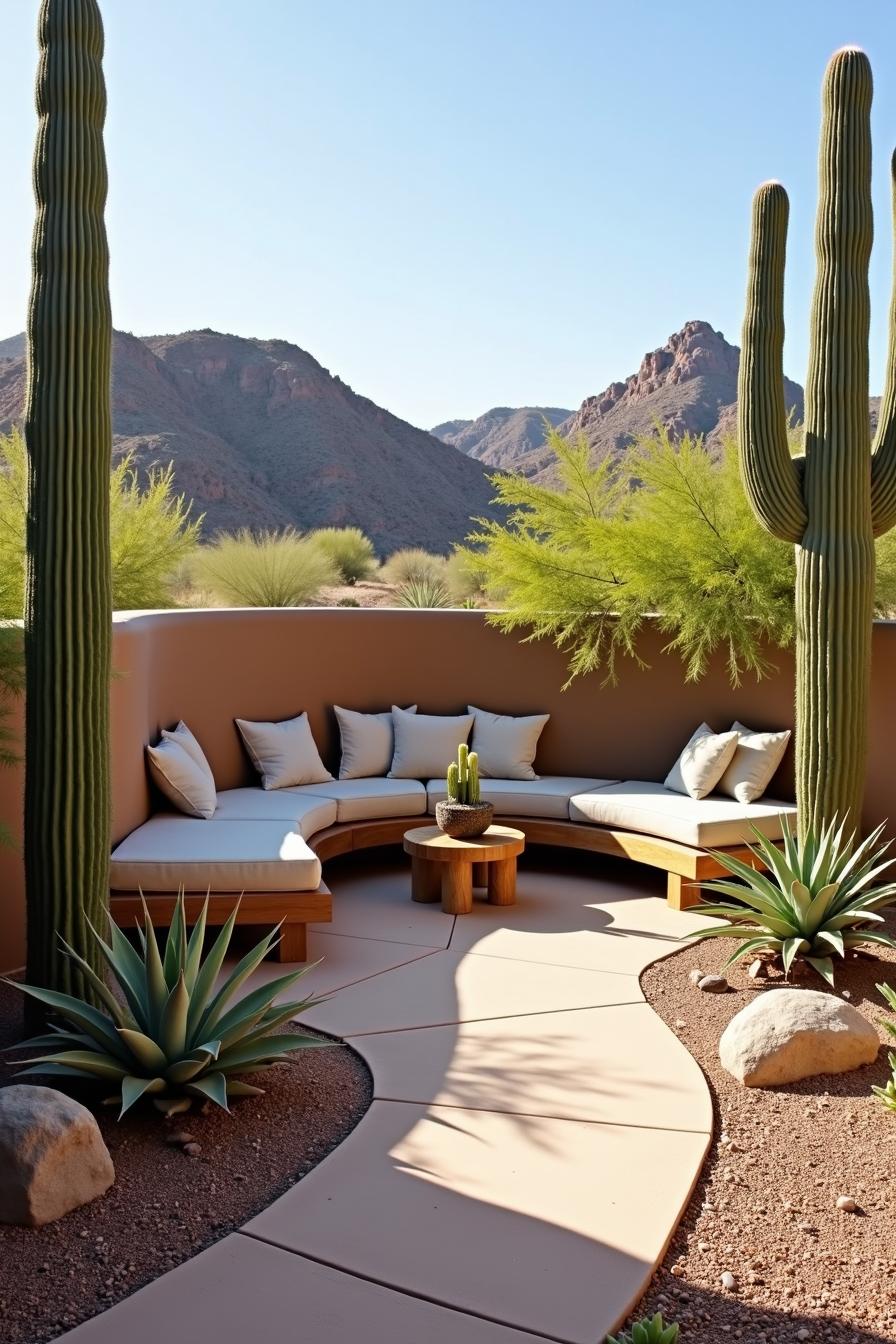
[1,0,895,428]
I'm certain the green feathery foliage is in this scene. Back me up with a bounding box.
[192,529,339,607]
[690,819,896,985]
[0,431,200,616]
[873,982,896,1114]
[469,425,896,687]
[5,895,329,1118]
[308,526,376,584]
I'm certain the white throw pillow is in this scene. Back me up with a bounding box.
[335,704,417,780]
[388,706,474,780]
[146,721,217,819]
[718,720,792,804]
[664,722,740,801]
[236,712,333,790]
[468,704,549,781]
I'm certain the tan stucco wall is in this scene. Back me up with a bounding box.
[2,608,893,972]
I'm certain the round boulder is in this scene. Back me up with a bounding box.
[0,1084,115,1226]
[719,988,879,1087]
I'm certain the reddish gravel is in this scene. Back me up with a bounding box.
[633,921,896,1344]
[0,978,372,1344]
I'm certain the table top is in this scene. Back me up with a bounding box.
[403,824,526,862]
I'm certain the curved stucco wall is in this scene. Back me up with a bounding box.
[3,607,893,971]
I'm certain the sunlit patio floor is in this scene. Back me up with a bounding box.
[60,850,715,1344]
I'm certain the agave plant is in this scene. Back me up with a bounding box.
[872,982,896,1114]
[394,576,451,609]
[607,1313,679,1344]
[690,819,896,986]
[4,896,327,1116]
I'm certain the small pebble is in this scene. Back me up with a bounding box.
[688,968,705,986]
[797,1331,811,1342]
[836,1195,858,1212]
[165,1132,196,1147]
[182,1142,202,1158]
[698,974,730,994]
[720,1271,736,1291]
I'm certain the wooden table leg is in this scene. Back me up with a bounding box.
[472,861,489,888]
[488,856,517,906]
[276,923,307,962]
[442,860,473,915]
[411,854,442,903]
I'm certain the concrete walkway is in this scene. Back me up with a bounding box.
[63,853,714,1344]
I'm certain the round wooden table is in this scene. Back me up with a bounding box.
[403,824,526,915]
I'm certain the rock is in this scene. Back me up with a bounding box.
[836,1195,858,1212]
[688,968,705,986]
[797,1331,811,1341]
[165,1131,196,1146]
[719,989,880,1087]
[0,1085,114,1227]
[698,974,730,994]
[183,1142,202,1157]
[747,958,764,979]
[720,1271,736,1291]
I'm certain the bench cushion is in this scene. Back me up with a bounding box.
[210,788,338,838]
[568,780,797,849]
[427,776,619,821]
[110,817,322,893]
[286,777,428,823]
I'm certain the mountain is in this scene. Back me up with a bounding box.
[0,328,500,553]
[535,320,804,478]
[431,406,571,469]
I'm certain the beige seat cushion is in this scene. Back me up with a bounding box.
[110,817,322,893]
[427,776,619,821]
[287,778,427,823]
[211,788,338,838]
[569,780,797,849]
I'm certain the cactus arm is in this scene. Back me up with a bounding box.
[871,148,896,536]
[468,751,480,805]
[738,181,808,544]
[447,761,459,802]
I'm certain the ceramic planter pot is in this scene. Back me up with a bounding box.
[435,800,494,838]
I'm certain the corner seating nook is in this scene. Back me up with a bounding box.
[110,771,797,961]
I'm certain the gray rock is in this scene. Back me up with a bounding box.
[719,989,880,1087]
[0,1085,114,1226]
[697,974,729,993]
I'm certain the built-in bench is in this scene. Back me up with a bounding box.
[110,776,797,960]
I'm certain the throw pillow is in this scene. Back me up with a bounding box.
[717,721,792,804]
[146,721,217,819]
[664,722,740,800]
[468,704,549,780]
[235,712,333,790]
[335,704,417,780]
[388,706,474,780]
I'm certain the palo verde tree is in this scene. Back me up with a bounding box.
[24,0,113,997]
[738,47,896,839]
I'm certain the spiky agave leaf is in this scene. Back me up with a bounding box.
[689,817,896,984]
[607,1312,679,1344]
[3,891,332,1117]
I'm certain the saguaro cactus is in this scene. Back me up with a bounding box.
[739,47,896,839]
[23,0,112,996]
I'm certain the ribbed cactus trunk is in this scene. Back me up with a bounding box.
[23,0,112,997]
[739,48,896,841]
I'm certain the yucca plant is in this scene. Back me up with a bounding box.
[607,1312,679,1344]
[690,819,896,985]
[4,896,328,1117]
[872,982,896,1114]
[394,576,451,608]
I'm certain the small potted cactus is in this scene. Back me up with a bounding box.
[435,743,494,838]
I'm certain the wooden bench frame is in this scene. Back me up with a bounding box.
[109,812,768,961]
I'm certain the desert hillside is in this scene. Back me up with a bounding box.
[0,328,500,553]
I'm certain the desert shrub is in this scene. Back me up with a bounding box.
[193,529,339,607]
[381,547,447,586]
[395,576,451,608]
[336,596,361,607]
[470,425,896,685]
[0,431,201,615]
[308,526,376,584]
[443,547,488,603]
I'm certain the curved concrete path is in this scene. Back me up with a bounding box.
[62,853,714,1344]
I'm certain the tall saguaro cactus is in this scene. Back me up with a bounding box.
[23,0,112,996]
[739,48,896,840]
